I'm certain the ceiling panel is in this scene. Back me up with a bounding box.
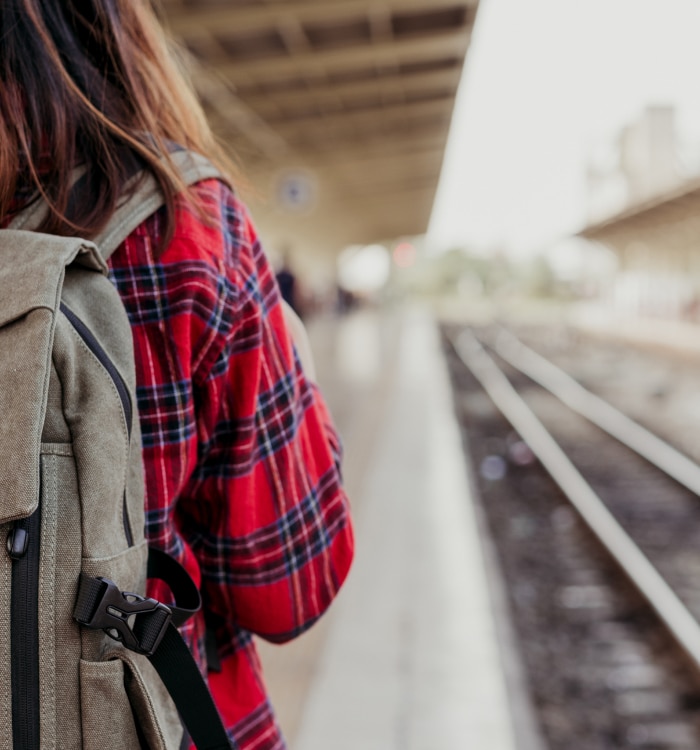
[160,0,480,266]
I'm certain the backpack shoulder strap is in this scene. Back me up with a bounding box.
[8,150,223,261]
[95,149,223,261]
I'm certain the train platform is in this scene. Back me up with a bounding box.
[568,303,700,360]
[256,303,528,749]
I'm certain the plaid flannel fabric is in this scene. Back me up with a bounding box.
[107,179,354,749]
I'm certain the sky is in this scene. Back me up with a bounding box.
[427,0,700,257]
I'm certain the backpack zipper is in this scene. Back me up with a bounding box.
[8,506,42,750]
[59,303,135,546]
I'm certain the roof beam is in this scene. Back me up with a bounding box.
[351,179,438,199]
[285,117,450,152]
[338,174,441,198]
[208,118,448,167]
[309,144,445,172]
[165,0,476,36]
[321,155,442,184]
[269,97,453,134]
[210,29,470,83]
[264,90,453,125]
[239,67,461,111]
[276,15,311,54]
[369,4,394,44]
[299,131,447,160]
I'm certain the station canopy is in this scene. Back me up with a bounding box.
[579,177,700,259]
[160,0,480,262]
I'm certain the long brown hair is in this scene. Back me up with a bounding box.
[0,0,235,250]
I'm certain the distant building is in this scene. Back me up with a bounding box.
[620,105,681,204]
[580,177,700,321]
[586,106,683,225]
[579,106,700,322]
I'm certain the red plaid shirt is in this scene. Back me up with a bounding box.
[106,179,354,748]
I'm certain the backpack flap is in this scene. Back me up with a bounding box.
[0,229,106,523]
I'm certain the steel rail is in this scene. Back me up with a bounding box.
[450,329,700,673]
[488,327,700,497]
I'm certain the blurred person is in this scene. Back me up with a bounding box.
[276,254,302,316]
[0,0,354,748]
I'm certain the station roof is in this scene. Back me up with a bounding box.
[579,177,700,247]
[160,0,480,262]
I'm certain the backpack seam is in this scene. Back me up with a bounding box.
[62,319,130,491]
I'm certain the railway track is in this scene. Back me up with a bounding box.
[443,324,700,750]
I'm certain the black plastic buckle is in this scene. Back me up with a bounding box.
[80,577,173,656]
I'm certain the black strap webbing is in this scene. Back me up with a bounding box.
[148,623,231,750]
[147,547,201,627]
[146,548,232,750]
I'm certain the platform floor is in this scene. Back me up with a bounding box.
[257,304,519,749]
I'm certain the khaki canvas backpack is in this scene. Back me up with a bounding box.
[0,150,232,749]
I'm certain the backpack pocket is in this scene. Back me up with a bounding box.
[80,652,183,750]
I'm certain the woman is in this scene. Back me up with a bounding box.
[0,1,354,748]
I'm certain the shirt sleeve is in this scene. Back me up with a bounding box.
[177,182,354,642]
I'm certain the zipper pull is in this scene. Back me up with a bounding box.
[6,526,29,560]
